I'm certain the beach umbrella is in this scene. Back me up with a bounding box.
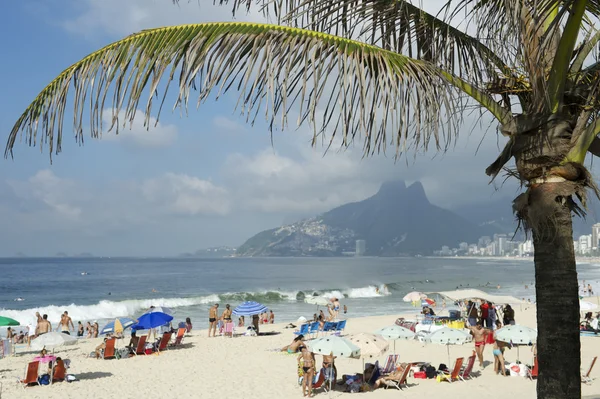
[425,327,472,365]
[421,298,436,306]
[580,301,598,311]
[145,306,173,315]
[375,325,416,353]
[100,317,138,335]
[132,311,173,330]
[494,325,537,361]
[232,301,268,317]
[0,316,20,327]
[403,292,427,302]
[31,332,77,351]
[347,333,389,359]
[308,336,361,358]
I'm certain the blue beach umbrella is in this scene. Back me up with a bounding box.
[100,317,137,335]
[132,312,173,330]
[232,301,268,316]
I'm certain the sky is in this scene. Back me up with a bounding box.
[0,0,550,256]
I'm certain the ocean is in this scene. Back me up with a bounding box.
[1,256,599,333]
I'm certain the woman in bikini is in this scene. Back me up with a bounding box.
[222,304,232,323]
[298,346,315,397]
[281,335,304,353]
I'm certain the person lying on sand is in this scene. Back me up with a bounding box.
[373,363,409,389]
[282,335,305,353]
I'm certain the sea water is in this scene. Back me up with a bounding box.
[1,257,599,332]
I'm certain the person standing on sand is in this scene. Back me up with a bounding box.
[269,310,275,324]
[208,304,219,337]
[298,346,315,397]
[38,315,51,335]
[252,314,260,335]
[493,321,508,375]
[59,311,74,335]
[468,322,489,367]
[343,305,347,315]
[588,283,594,296]
[77,321,84,337]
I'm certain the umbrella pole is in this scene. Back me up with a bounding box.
[447,344,450,367]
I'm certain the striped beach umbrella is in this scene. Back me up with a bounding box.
[232,301,268,316]
[100,317,138,335]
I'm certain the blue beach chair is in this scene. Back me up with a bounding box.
[294,324,309,337]
[309,322,320,338]
[333,320,347,336]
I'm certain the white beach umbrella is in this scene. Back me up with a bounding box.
[31,332,77,351]
[425,327,472,365]
[375,325,416,353]
[580,301,598,311]
[347,333,389,359]
[494,325,537,361]
[403,291,427,303]
[308,336,361,358]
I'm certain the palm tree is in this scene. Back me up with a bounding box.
[7,0,600,396]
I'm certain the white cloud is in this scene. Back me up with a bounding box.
[63,0,264,38]
[101,110,178,148]
[213,116,246,133]
[141,173,231,216]
[8,170,83,220]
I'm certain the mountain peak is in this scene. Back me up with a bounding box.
[406,181,429,204]
[376,180,406,197]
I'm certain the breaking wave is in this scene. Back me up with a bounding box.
[0,280,438,326]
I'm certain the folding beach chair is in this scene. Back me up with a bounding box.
[438,357,464,383]
[308,322,320,339]
[21,361,40,388]
[383,363,412,390]
[102,338,116,359]
[156,332,172,352]
[171,328,186,346]
[582,356,597,384]
[294,324,309,337]
[459,355,476,381]
[134,335,147,356]
[379,354,399,375]
[332,320,346,336]
[527,357,538,380]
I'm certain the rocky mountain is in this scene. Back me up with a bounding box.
[236,180,499,257]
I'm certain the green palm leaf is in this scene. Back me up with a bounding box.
[7,22,460,160]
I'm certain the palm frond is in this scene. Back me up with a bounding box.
[7,22,460,160]
[215,1,513,84]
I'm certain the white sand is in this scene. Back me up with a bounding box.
[1,303,599,399]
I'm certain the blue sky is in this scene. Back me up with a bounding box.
[0,0,538,256]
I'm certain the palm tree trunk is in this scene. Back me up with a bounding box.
[529,184,581,399]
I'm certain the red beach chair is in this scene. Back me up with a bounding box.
[103,338,116,359]
[21,361,40,387]
[527,357,538,380]
[156,332,172,352]
[460,355,476,381]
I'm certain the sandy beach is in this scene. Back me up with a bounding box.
[1,301,599,399]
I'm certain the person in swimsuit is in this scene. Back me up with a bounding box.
[322,354,337,391]
[127,331,140,356]
[281,335,304,353]
[269,310,275,324]
[222,304,232,323]
[343,305,347,314]
[93,322,99,338]
[493,321,508,375]
[298,346,315,397]
[238,316,245,327]
[38,314,52,335]
[373,363,409,389]
[60,311,74,335]
[77,321,84,337]
[85,322,93,338]
[208,304,219,337]
[185,317,193,332]
[468,322,489,367]
[6,327,14,341]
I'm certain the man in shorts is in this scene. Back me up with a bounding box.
[38,314,52,335]
[468,322,489,367]
[59,311,74,335]
[208,304,219,337]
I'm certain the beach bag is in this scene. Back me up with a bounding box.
[509,363,521,377]
[38,374,50,385]
[414,371,427,379]
[438,363,448,372]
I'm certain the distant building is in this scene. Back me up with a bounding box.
[355,240,366,256]
[592,223,600,249]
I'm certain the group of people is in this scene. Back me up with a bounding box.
[466,300,515,328]
[208,303,275,337]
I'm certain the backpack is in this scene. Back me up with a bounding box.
[38,374,50,385]
[425,366,437,379]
